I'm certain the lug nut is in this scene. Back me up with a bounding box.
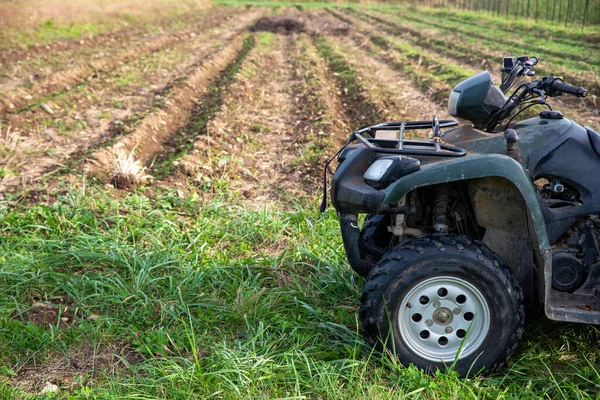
[425,319,433,327]
[453,308,461,315]
[445,326,453,334]
[433,301,441,308]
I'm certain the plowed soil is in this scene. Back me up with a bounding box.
[1,6,598,199]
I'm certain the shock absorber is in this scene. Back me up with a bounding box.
[433,185,449,234]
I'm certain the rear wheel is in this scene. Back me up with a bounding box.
[359,234,524,376]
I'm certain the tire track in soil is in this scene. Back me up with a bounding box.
[0,12,265,195]
[344,9,600,131]
[0,8,243,118]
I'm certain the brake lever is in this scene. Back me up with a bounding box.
[532,88,546,103]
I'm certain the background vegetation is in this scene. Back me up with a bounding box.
[409,0,600,27]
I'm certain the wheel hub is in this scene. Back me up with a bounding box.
[433,307,453,325]
[398,276,491,362]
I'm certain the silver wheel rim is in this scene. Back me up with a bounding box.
[398,276,491,362]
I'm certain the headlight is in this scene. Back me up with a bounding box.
[363,156,420,189]
[448,90,460,117]
[364,159,394,182]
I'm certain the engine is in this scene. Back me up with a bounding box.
[551,215,600,292]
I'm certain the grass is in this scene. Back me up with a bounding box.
[1,184,599,398]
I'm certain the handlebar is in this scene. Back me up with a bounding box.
[549,79,588,98]
[483,70,589,132]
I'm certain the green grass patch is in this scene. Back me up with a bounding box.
[6,20,115,50]
[0,184,599,398]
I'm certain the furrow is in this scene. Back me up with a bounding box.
[0,12,264,194]
[385,9,599,66]
[328,32,449,125]
[0,10,212,65]
[312,33,384,130]
[358,9,600,96]
[285,31,352,188]
[0,8,243,117]
[148,35,256,181]
[337,9,600,131]
[409,6,600,49]
[171,30,348,201]
[80,33,254,183]
[328,10,461,104]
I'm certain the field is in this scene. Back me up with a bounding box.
[1,0,600,398]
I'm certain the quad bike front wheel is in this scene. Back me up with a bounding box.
[359,234,524,377]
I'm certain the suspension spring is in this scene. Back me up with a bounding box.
[433,185,450,234]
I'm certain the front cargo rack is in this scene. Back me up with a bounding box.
[351,115,466,157]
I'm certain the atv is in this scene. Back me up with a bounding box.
[322,55,599,376]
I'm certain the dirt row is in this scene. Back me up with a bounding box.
[11,7,591,203]
[335,9,600,131]
[329,33,445,123]
[74,9,439,198]
[0,8,242,117]
[346,10,599,117]
[83,33,252,182]
[1,9,468,200]
[176,33,309,200]
[0,10,264,194]
[330,10,459,106]
[162,13,354,198]
[162,10,451,197]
